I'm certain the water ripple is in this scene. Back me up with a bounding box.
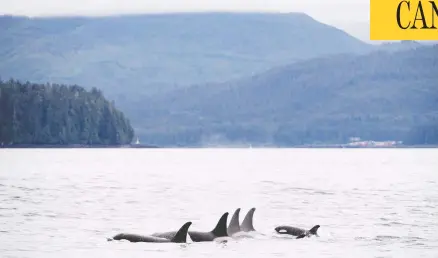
[0,149,437,258]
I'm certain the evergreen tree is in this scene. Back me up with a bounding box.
[0,78,135,145]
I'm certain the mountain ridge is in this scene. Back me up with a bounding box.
[132,45,438,146]
[0,12,373,100]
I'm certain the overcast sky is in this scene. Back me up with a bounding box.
[0,0,370,23]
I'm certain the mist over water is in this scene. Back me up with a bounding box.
[0,149,437,258]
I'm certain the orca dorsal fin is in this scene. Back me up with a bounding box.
[227,208,241,236]
[309,225,320,235]
[241,207,256,232]
[211,212,229,237]
[171,222,192,243]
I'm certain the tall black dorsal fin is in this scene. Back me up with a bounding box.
[308,225,320,235]
[211,212,229,237]
[171,222,192,243]
[241,208,256,232]
[227,208,241,235]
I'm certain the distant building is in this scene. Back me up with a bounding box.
[346,140,401,147]
[349,137,361,142]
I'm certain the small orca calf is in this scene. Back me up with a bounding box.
[274,225,320,239]
[152,212,229,242]
[108,221,192,243]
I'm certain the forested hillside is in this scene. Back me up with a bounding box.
[133,45,438,146]
[1,13,436,147]
[0,79,134,145]
[0,12,373,100]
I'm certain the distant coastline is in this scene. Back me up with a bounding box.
[0,144,160,149]
[1,144,437,149]
[289,145,438,149]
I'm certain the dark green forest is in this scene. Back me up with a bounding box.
[0,79,134,145]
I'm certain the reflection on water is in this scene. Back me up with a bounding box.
[0,149,437,258]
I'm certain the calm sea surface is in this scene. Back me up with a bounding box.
[0,149,437,258]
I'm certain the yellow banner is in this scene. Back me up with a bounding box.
[370,0,438,40]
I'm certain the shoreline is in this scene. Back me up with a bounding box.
[0,144,437,149]
[0,144,160,149]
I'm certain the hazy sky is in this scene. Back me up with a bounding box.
[0,0,370,23]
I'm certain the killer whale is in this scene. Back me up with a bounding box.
[227,208,258,238]
[227,208,241,236]
[274,225,320,239]
[240,207,256,232]
[108,221,192,243]
[152,212,229,242]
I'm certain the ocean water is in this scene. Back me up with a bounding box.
[0,148,437,258]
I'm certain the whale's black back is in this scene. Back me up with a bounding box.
[275,224,320,239]
[152,212,229,242]
[112,233,171,242]
[275,226,306,236]
[111,221,192,243]
[187,212,229,242]
[151,231,177,240]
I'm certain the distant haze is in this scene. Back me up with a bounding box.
[4,1,436,45]
[0,0,375,42]
[2,0,370,22]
